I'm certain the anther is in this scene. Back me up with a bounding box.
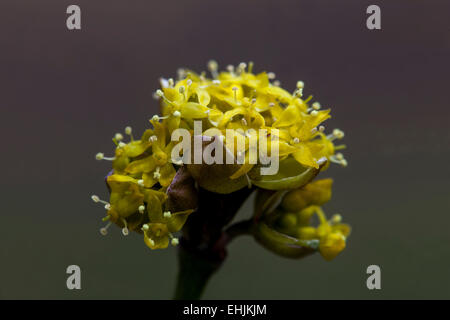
[125,126,132,135]
[311,110,318,116]
[319,125,325,132]
[139,205,145,214]
[332,129,345,139]
[241,118,248,126]
[149,135,158,142]
[179,86,185,94]
[226,65,235,73]
[149,238,155,246]
[173,110,181,117]
[156,89,164,97]
[312,102,321,110]
[186,79,192,86]
[177,68,186,80]
[330,214,342,224]
[212,80,221,85]
[168,78,174,87]
[137,179,145,187]
[207,60,219,78]
[267,72,276,80]
[296,81,304,89]
[115,133,124,141]
[154,167,161,179]
[269,102,275,107]
[163,211,172,219]
[171,238,179,246]
[251,98,257,104]
[118,142,126,148]
[152,115,160,122]
[104,204,111,210]
[142,224,149,231]
[293,137,300,144]
[237,62,247,73]
[273,80,281,87]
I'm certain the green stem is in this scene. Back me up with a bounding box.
[173,246,222,300]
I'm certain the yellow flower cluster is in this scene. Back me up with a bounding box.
[277,179,351,260]
[92,61,349,256]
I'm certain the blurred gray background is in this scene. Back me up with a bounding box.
[1,0,450,299]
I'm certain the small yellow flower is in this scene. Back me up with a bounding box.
[296,206,351,261]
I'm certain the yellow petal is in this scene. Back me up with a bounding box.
[273,105,301,127]
[292,145,319,169]
[125,156,156,174]
[159,163,176,187]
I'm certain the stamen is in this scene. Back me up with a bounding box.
[251,98,256,104]
[207,60,219,78]
[137,179,145,187]
[273,80,281,87]
[95,152,116,161]
[296,81,304,89]
[237,62,247,74]
[241,118,248,126]
[142,224,149,231]
[115,133,124,141]
[149,238,155,246]
[168,78,174,87]
[226,65,235,73]
[212,80,221,85]
[173,110,181,117]
[186,79,192,86]
[149,135,158,142]
[319,125,325,132]
[232,86,238,102]
[171,238,179,246]
[104,204,111,210]
[312,102,321,110]
[139,205,145,214]
[179,86,185,94]
[310,110,318,116]
[121,218,129,236]
[100,222,111,236]
[177,68,186,80]
[91,195,109,206]
[269,102,275,107]
[267,72,276,80]
[292,137,300,144]
[118,142,126,148]
[125,126,134,141]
